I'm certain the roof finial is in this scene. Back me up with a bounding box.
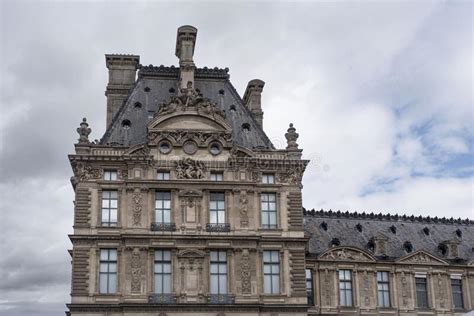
[77,118,91,144]
[285,123,299,150]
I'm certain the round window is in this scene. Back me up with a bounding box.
[159,141,172,154]
[209,142,222,155]
[183,141,198,155]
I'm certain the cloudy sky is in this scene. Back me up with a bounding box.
[0,0,472,315]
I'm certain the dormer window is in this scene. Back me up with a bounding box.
[210,172,223,182]
[104,170,118,181]
[262,174,275,184]
[157,171,170,180]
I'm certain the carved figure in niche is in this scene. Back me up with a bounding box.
[239,191,249,227]
[401,274,408,307]
[437,275,445,308]
[176,158,206,179]
[323,271,331,306]
[131,189,143,226]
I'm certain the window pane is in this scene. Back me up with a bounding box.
[163,210,171,223]
[155,274,163,293]
[163,274,171,293]
[272,275,280,293]
[109,210,117,223]
[219,275,228,293]
[211,275,219,294]
[99,274,108,293]
[264,275,272,293]
[108,274,117,293]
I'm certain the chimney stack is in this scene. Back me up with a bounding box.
[243,79,265,128]
[105,54,140,127]
[175,25,197,92]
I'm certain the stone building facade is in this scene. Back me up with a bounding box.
[67,26,473,316]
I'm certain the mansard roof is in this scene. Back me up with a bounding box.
[100,65,274,150]
[304,209,474,264]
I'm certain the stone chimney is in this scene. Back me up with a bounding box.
[105,54,140,127]
[175,25,197,92]
[243,79,265,128]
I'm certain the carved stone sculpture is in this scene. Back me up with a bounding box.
[176,158,206,179]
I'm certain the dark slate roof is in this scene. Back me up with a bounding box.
[100,65,274,150]
[304,209,474,263]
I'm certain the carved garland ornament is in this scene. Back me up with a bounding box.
[130,249,142,293]
[149,130,232,145]
[241,250,251,294]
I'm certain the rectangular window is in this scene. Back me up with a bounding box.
[104,170,118,181]
[416,277,429,308]
[210,250,227,294]
[451,279,464,309]
[339,270,353,306]
[377,271,390,307]
[101,190,118,226]
[261,193,277,229]
[210,172,223,181]
[154,250,172,294]
[155,191,171,224]
[262,174,275,184]
[99,249,117,294]
[263,250,280,294]
[306,268,314,306]
[209,192,225,224]
[157,171,170,180]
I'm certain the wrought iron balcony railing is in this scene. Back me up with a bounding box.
[206,223,231,232]
[208,294,235,304]
[151,222,176,232]
[148,293,176,304]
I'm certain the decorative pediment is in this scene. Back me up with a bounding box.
[124,144,150,157]
[319,247,376,262]
[230,145,255,158]
[397,250,448,265]
[177,249,205,258]
[148,91,232,133]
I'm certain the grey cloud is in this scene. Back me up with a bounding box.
[0,1,472,315]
